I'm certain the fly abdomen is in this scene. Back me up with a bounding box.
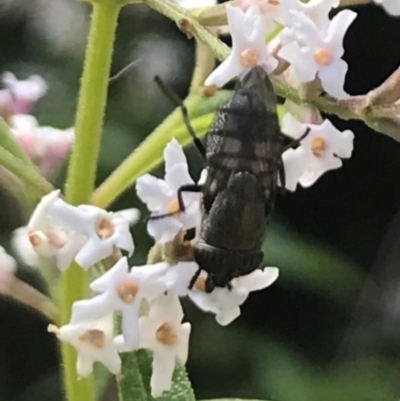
[201,171,269,250]
[194,243,264,291]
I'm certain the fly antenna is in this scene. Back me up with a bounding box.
[154,75,206,158]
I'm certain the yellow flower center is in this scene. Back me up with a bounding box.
[313,47,333,67]
[194,276,206,292]
[156,322,178,345]
[96,216,114,239]
[311,137,327,157]
[78,329,105,349]
[167,199,181,218]
[239,48,259,68]
[116,280,139,303]
[28,229,67,248]
[202,85,217,98]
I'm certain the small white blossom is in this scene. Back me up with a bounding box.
[48,315,121,377]
[282,113,354,187]
[71,257,168,349]
[188,267,279,325]
[374,0,400,16]
[11,192,138,271]
[20,190,85,271]
[139,293,191,398]
[136,138,201,243]
[205,4,278,88]
[2,72,47,114]
[48,201,134,269]
[278,9,357,99]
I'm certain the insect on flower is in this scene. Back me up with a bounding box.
[154,66,308,292]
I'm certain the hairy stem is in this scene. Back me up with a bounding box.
[60,2,121,401]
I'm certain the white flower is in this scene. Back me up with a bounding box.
[278,9,357,99]
[280,0,340,33]
[175,0,216,9]
[374,0,400,16]
[71,257,169,349]
[0,247,16,273]
[139,293,191,398]
[282,113,354,187]
[205,4,278,88]
[20,190,86,271]
[9,114,74,179]
[11,192,138,271]
[2,72,47,114]
[48,314,121,377]
[188,267,279,325]
[136,138,201,243]
[48,201,134,269]
[161,261,199,296]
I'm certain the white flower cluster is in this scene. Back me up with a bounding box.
[13,140,278,397]
[202,0,356,190]
[10,0,370,396]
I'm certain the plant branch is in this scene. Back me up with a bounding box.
[0,147,53,195]
[60,2,121,401]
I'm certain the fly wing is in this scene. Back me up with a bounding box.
[203,67,283,212]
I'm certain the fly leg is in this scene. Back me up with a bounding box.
[281,127,311,153]
[154,76,206,159]
[148,184,203,221]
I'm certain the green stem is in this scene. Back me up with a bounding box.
[190,40,216,91]
[0,146,53,195]
[64,1,120,206]
[90,99,209,208]
[60,2,121,401]
[143,0,230,60]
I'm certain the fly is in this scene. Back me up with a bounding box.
[154,66,308,292]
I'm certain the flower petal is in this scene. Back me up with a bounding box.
[205,53,244,87]
[281,147,308,191]
[164,138,187,174]
[136,174,172,211]
[234,267,279,291]
[147,217,183,243]
[150,353,176,398]
[164,163,194,193]
[216,307,241,326]
[318,58,348,99]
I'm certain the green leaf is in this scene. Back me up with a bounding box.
[0,146,53,196]
[263,221,363,305]
[118,349,195,401]
[117,351,148,401]
[135,348,195,401]
[198,399,268,401]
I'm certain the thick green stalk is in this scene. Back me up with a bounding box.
[60,2,121,401]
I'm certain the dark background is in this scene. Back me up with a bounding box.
[1,1,400,400]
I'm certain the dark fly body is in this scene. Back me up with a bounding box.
[154,67,305,293]
[192,66,284,292]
